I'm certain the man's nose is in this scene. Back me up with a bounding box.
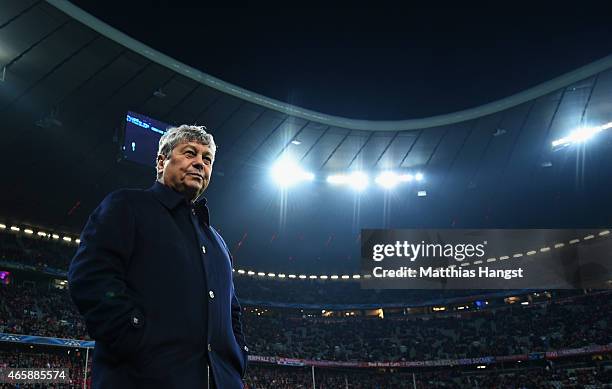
[192,157,204,170]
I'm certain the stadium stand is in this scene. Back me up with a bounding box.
[1,235,611,387]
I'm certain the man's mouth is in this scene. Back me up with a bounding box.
[187,173,204,180]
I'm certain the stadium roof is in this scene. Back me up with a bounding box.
[2,0,612,273]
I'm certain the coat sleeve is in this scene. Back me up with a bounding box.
[231,268,249,378]
[220,236,249,375]
[68,190,145,357]
[231,285,247,349]
[210,227,249,377]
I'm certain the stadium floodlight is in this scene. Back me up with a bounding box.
[257,272,265,276]
[37,231,47,237]
[417,190,427,197]
[10,226,19,232]
[278,274,286,278]
[52,234,59,239]
[352,275,361,279]
[319,275,328,279]
[341,275,350,279]
[237,269,245,274]
[552,121,612,148]
[298,275,307,279]
[247,271,255,275]
[348,171,368,191]
[375,171,400,189]
[0,224,6,229]
[267,273,276,277]
[288,274,297,278]
[330,275,339,279]
[63,236,72,242]
[415,172,424,181]
[327,171,369,191]
[399,174,413,182]
[309,275,317,279]
[75,239,80,244]
[326,174,348,185]
[270,157,314,188]
[24,229,33,234]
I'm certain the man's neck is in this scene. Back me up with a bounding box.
[157,179,198,204]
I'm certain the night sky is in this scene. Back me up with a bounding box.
[71,1,612,120]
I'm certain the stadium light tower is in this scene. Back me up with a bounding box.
[270,157,314,188]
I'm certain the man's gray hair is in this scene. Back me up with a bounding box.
[157,124,217,159]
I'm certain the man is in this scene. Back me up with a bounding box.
[68,125,248,388]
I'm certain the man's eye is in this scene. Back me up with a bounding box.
[185,150,195,156]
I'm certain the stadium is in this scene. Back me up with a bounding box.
[1,1,611,388]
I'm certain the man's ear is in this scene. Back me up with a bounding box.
[156,154,165,178]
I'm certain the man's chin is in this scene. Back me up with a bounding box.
[190,184,208,200]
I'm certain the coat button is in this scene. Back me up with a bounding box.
[201,246,206,254]
[244,346,249,352]
[130,312,143,328]
[208,290,215,299]
[207,343,212,352]
[192,209,196,215]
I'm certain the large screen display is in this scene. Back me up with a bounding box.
[121,111,172,167]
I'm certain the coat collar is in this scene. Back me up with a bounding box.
[149,181,210,226]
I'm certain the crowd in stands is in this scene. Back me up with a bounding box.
[0,283,89,340]
[0,229,542,305]
[1,230,611,387]
[241,291,611,362]
[0,231,74,272]
[0,279,609,364]
[0,348,90,388]
[243,362,612,388]
[234,277,498,306]
[1,348,609,388]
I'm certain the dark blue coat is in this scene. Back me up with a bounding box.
[68,182,248,389]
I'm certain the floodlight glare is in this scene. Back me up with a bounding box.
[399,174,413,182]
[327,174,348,185]
[552,121,612,148]
[271,158,314,187]
[415,172,424,181]
[348,171,368,191]
[375,171,400,189]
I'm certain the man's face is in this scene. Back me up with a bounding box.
[157,141,214,201]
